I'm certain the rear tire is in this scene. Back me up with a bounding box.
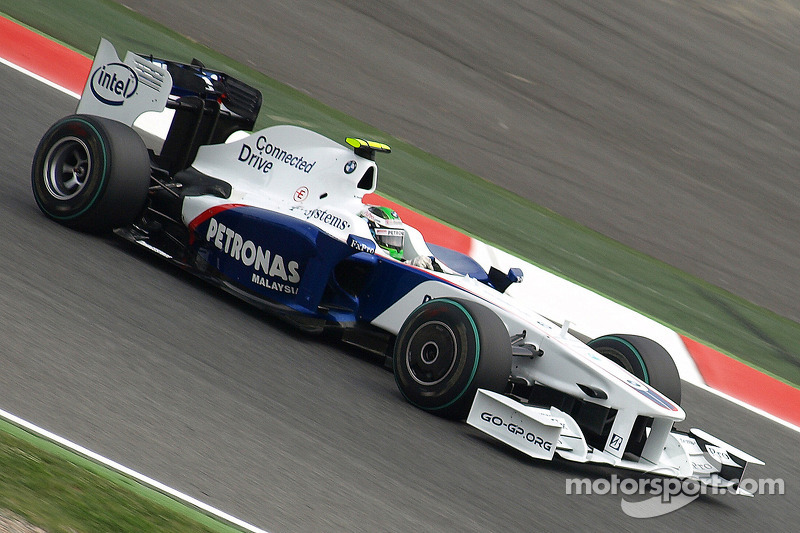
[588,334,682,405]
[31,114,150,232]
[393,298,512,419]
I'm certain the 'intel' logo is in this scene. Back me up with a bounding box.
[90,63,138,106]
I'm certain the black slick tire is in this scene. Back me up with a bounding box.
[393,298,512,419]
[588,334,682,405]
[31,114,150,232]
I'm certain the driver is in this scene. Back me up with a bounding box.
[360,205,437,269]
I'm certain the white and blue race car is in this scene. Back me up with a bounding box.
[31,40,762,494]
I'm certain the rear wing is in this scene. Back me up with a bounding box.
[77,39,262,174]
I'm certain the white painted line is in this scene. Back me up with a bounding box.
[0,56,80,99]
[469,239,705,383]
[693,383,800,434]
[0,407,271,533]
[2,55,273,530]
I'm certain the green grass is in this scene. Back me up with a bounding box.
[0,0,798,527]
[0,420,243,532]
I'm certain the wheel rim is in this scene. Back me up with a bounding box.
[405,321,458,386]
[43,136,92,200]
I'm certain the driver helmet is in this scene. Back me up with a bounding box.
[361,205,405,259]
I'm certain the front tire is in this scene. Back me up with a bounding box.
[588,334,682,405]
[393,298,512,419]
[31,114,150,232]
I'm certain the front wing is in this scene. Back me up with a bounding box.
[467,389,764,496]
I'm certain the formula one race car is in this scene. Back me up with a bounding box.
[31,40,763,494]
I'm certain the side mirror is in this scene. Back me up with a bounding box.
[488,266,524,293]
[507,267,524,284]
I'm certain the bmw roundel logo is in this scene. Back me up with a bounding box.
[344,160,357,174]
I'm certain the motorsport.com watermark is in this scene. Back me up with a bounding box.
[566,475,784,518]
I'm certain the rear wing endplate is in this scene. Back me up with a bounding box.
[77,38,172,126]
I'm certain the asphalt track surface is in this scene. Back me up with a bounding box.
[117,0,800,323]
[1,3,799,533]
[0,67,798,533]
